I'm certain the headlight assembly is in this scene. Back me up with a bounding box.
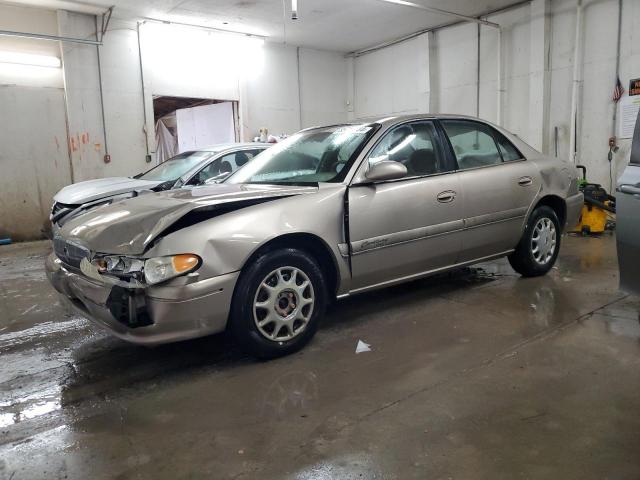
[92,253,201,285]
[144,254,201,285]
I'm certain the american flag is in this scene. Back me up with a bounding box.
[613,76,624,102]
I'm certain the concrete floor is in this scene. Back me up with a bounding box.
[0,235,639,480]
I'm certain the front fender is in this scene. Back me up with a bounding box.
[145,184,352,294]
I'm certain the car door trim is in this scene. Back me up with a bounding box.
[463,206,529,230]
[350,219,465,255]
[349,206,527,255]
[343,249,515,296]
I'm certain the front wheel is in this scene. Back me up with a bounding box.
[229,248,327,359]
[508,206,561,277]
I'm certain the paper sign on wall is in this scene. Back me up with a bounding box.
[618,95,640,139]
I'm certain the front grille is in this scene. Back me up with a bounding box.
[53,237,90,269]
[51,202,79,224]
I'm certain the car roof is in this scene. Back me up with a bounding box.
[300,114,504,132]
[351,113,504,128]
[196,142,271,153]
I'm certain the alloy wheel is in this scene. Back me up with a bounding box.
[531,217,557,265]
[253,267,315,342]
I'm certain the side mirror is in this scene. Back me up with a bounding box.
[365,160,407,182]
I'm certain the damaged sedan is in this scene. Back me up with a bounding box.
[46,115,582,358]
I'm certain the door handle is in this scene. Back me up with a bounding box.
[619,184,640,196]
[437,190,456,203]
[518,176,533,186]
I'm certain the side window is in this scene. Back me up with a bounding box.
[493,130,523,162]
[189,153,237,185]
[234,149,263,169]
[188,158,221,185]
[441,120,502,170]
[368,121,448,177]
[216,153,237,175]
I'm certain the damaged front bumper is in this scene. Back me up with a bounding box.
[45,253,239,345]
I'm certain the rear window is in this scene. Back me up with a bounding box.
[441,120,502,170]
[493,131,523,162]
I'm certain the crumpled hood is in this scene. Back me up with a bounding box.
[53,177,162,205]
[56,183,318,255]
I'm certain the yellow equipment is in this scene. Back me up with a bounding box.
[571,165,616,235]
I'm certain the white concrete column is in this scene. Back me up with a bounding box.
[428,30,438,113]
[57,9,106,181]
[528,0,551,152]
[346,56,355,121]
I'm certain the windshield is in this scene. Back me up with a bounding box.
[225,124,377,185]
[138,151,214,181]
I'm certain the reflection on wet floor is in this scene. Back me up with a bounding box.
[0,235,639,479]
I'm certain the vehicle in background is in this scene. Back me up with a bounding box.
[46,115,582,358]
[616,110,640,296]
[50,143,270,227]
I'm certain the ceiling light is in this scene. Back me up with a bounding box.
[0,51,61,68]
[291,0,298,20]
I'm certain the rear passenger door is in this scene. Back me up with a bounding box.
[440,119,539,261]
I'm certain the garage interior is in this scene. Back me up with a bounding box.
[1,0,639,478]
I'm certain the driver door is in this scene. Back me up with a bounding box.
[348,120,465,291]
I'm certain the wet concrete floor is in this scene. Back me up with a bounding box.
[0,234,639,479]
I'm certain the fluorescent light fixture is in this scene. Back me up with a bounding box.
[291,0,298,19]
[0,51,61,68]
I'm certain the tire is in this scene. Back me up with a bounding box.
[229,248,327,359]
[508,206,561,277]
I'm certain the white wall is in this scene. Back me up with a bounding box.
[139,22,243,102]
[433,23,478,116]
[353,33,429,118]
[99,18,149,178]
[299,48,349,127]
[351,0,640,189]
[0,3,62,88]
[0,7,349,239]
[57,10,106,181]
[0,4,71,240]
[239,42,301,139]
[5,0,640,239]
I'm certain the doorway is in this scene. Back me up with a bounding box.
[153,96,240,162]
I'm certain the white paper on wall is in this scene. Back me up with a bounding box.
[176,102,236,152]
[618,95,640,139]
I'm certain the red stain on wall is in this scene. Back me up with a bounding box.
[68,132,92,153]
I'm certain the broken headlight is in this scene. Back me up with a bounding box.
[93,255,145,279]
[92,254,201,285]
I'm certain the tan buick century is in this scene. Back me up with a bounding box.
[46,115,583,358]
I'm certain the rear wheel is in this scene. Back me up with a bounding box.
[508,206,561,277]
[230,248,327,359]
